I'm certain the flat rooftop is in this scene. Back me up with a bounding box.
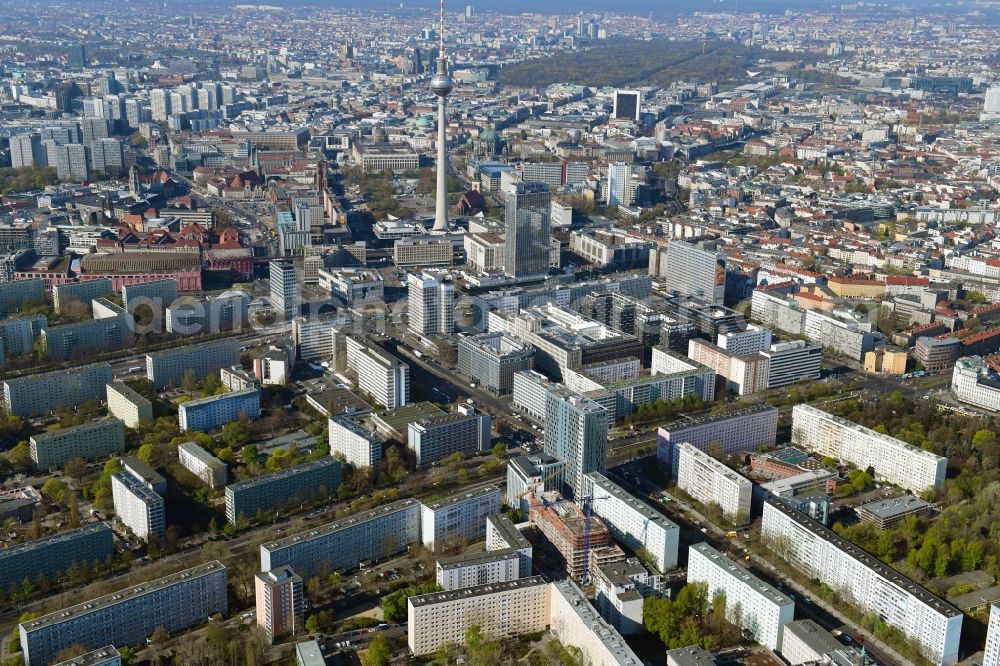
[107,380,152,408]
[370,402,445,437]
[658,403,777,434]
[227,457,339,492]
[691,542,792,607]
[794,404,945,462]
[262,499,418,552]
[178,442,226,469]
[20,561,225,633]
[422,485,499,512]
[783,619,841,657]
[52,645,121,666]
[856,495,931,520]
[0,522,110,561]
[550,578,641,665]
[486,514,530,549]
[409,575,547,608]
[30,417,120,443]
[766,496,960,617]
[589,473,679,532]
[437,548,519,570]
[180,387,258,409]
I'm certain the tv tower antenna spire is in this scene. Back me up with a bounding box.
[431,0,454,232]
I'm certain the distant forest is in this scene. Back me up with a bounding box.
[499,40,782,89]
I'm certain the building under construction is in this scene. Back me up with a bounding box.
[530,494,622,580]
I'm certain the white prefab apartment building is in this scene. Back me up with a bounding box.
[687,543,794,652]
[435,549,520,591]
[328,416,383,469]
[344,337,409,409]
[105,381,153,428]
[586,473,680,573]
[791,404,946,493]
[951,356,1000,412]
[984,603,1000,666]
[111,472,165,541]
[674,443,752,523]
[420,485,501,551]
[260,499,422,577]
[177,442,228,488]
[19,561,227,666]
[762,497,962,665]
[485,514,533,579]
[657,404,778,477]
[407,577,550,656]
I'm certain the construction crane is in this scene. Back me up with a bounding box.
[539,492,610,585]
[515,458,573,503]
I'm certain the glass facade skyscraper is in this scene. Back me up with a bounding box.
[504,182,551,279]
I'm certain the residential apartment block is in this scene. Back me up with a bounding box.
[792,404,946,493]
[260,499,421,577]
[420,485,501,551]
[435,549,520,591]
[178,441,228,488]
[688,543,794,652]
[111,472,165,541]
[762,497,962,665]
[407,405,491,467]
[19,561,227,666]
[255,566,304,643]
[485,514,533,578]
[179,388,261,432]
[4,362,113,417]
[145,338,240,389]
[586,472,679,573]
[105,381,153,428]
[328,416,383,469]
[675,443,753,523]
[0,522,114,594]
[30,418,126,469]
[344,336,409,409]
[407,577,550,656]
[657,404,778,477]
[226,458,341,524]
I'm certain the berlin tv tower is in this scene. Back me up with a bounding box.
[430,0,453,232]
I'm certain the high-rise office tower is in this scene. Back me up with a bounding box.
[577,13,585,35]
[431,0,454,232]
[82,96,107,119]
[984,86,1000,122]
[67,44,86,69]
[465,4,473,17]
[52,143,89,181]
[81,117,110,144]
[504,182,552,279]
[408,271,454,336]
[606,162,633,207]
[613,89,641,122]
[663,240,727,305]
[543,387,608,499]
[90,138,124,176]
[412,47,424,75]
[125,99,143,128]
[10,133,45,168]
[269,261,298,320]
[150,89,170,121]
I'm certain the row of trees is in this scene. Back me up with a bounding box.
[643,582,741,651]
